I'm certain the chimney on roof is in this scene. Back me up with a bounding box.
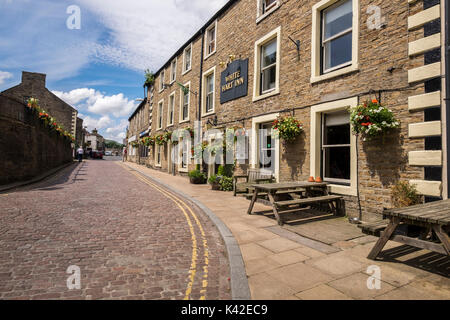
[21,71,46,88]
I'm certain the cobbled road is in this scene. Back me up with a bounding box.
[0,160,230,300]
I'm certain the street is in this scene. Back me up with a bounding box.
[0,160,230,300]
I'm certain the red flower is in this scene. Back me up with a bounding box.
[372,99,378,104]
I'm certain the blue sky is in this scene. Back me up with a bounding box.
[0,0,228,142]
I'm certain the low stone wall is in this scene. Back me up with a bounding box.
[0,95,73,185]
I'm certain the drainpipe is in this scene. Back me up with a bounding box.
[446,0,450,198]
[198,30,205,123]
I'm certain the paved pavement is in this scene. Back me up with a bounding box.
[0,160,230,300]
[125,162,450,300]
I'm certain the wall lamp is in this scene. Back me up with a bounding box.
[206,115,218,127]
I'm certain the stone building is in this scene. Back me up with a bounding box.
[1,71,84,147]
[85,129,105,153]
[127,0,449,221]
[127,98,151,164]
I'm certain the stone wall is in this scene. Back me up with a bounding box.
[0,95,73,185]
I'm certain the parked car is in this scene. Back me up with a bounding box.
[105,151,112,156]
[91,150,103,159]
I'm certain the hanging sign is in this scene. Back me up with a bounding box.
[220,59,248,104]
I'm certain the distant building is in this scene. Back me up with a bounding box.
[1,71,83,147]
[85,129,105,153]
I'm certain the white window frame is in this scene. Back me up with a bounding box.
[157,99,164,131]
[250,113,280,182]
[170,59,177,84]
[182,43,193,75]
[155,144,162,167]
[167,92,175,127]
[204,20,217,60]
[310,97,357,196]
[159,69,165,92]
[311,0,359,84]
[253,26,281,102]
[179,81,191,123]
[178,136,190,172]
[202,66,216,117]
[256,0,280,24]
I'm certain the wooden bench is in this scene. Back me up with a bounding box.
[359,221,389,237]
[274,195,345,216]
[233,168,274,196]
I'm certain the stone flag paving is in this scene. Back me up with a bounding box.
[0,160,231,300]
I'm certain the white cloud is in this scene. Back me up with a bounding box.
[81,115,112,131]
[53,88,138,118]
[0,70,12,84]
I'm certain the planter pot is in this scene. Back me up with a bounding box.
[210,182,221,190]
[190,177,206,184]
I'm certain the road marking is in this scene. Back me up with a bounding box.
[117,163,209,300]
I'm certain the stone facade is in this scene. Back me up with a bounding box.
[85,129,105,153]
[127,0,448,221]
[1,71,83,147]
[0,94,73,185]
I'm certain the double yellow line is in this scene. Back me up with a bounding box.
[118,163,209,300]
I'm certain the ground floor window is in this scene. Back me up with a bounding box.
[259,122,275,173]
[140,145,149,158]
[156,145,162,166]
[322,111,351,184]
[178,137,190,171]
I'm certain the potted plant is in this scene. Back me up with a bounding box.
[208,175,221,190]
[272,116,303,143]
[349,99,400,141]
[144,69,155,88]
[188,165,207,184]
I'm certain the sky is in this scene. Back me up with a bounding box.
[0,0,228,143]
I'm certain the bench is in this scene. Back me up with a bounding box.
[233,168,274,196]
[359,221,389,237]
[274,195,345,216]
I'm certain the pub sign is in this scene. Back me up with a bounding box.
[220,59,248,104]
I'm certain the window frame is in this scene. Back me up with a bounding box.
[157,99,164,131]
[202,66,216,117]
[155,144,162,167]
[170,59,177,84]
[159,69,165,92]
[182,43,193,75]
[179,81,191,123]
[204,20,217,60]
[178,136,190,172]
[167,92,175,127]
[310,97,357,196]
[311,0,359,84]
[253,26,281,102]
[256,0,280,23]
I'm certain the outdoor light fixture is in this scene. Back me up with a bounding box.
[288,35,301,61]
[206,115,218,127]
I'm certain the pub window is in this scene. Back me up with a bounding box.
[321,0,353,74]
[205,21,217,58]
[253,27,280,101]
[183,44,192,74]
[170,59,177,83]
[262,0,278,14]
[159,70,165,92]
[168,93,175,126]
[157,100,163,130]
[260,39,277,94]
[202,67,215,115]
[322,110,351,184]
[180,82,190,122]
[156,144,162,166]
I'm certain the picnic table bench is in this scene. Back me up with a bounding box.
[233,168,274,197]
[360,199,450,260]
[246,182,345,226]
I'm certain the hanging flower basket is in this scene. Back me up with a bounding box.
[349,99,400,140]
[163,131,172,143]
[272,116,303,143]
[155,134,165,145]
[130,141,140,148]
[142,136,155,146]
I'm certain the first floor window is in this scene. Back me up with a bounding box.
[158,102,163,129]
[322,110,350,184]
[321,0,353,73]
[184,46,192,72]
[260,38,277,94]
[182,87,189,121]
[205,73,214,113]
[168,94,174,125]
[171,60,176,82]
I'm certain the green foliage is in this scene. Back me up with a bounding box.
[272,116,303,143]
[350,100,400,139]
[188,170,206,179]
[391,181,422,208]
[208,174,219,185]
[219,176,233,191]
[105,140,125,149]
[144,69,155,87]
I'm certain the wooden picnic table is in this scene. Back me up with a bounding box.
[246,182,344,226]
[365,199,450,260]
